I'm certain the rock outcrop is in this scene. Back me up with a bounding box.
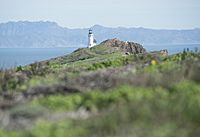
[100,38,146,54]
[160,49,168,56]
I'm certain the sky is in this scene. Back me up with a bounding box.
[0,0,200,29]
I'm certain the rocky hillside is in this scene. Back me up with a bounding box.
[0,21,200,48]
[0,39,200,137]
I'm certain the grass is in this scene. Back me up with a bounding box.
[1,81,200,137]
[0,45,200,137]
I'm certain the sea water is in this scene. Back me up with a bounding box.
[0,47,78,69]
[144,44,200,54]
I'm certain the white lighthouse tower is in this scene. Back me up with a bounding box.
[88,29,96,48]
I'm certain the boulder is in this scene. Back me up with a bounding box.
[160,49,168,56]
[100,38,146,54]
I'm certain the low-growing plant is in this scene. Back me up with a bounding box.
[10,104,47,119]
[2,81,200,137]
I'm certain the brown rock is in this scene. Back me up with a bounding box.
[160,49,168,56]
[100,38,146,54]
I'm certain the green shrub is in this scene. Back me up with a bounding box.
[2,81,200,137]
[31,81,200,113]
[10,105,47,119]
[32,94,83,111]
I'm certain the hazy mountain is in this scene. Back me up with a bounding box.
[0,21,200,48]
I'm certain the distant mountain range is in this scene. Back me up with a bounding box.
[0,21,200,48]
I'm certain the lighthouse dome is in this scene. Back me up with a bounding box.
[89,29,93,34]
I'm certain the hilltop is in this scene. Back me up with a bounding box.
[0,21,200,48]
[0,39,200,137]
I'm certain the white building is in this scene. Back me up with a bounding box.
[88,29,96,48]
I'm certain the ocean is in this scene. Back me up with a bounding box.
[144,44,200,54]
[0,44,200,69]
[0,47,78,69]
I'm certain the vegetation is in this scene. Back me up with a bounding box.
[0,45,200,137]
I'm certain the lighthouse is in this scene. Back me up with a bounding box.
[88,29,96,48]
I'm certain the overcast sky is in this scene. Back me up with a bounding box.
[0,0,199,29]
